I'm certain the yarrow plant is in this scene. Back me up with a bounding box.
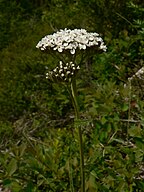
[36,28,107,192]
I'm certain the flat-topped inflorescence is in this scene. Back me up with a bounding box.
[46,61,80,82]
[36,28,107,54]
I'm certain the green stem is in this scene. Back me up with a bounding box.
[70,78,85,192]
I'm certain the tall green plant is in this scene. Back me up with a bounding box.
[36,28,107,191]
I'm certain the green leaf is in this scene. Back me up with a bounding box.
[7,159,17,176]
[24,182,34,192]
[116,181,126,191]
[135,138,144,150]
[101,116,107,124]
[87,171,98,191]
[135,150,143,162]
[122,104,129,112]
[19,142,27,157]
[3,179,11,186]
[11,182,21,192]
[128,125,142,138]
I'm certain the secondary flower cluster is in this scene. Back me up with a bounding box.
[46,61,80,82]
[36,28,107,54]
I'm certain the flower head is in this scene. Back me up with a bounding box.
[46,61,80,82]
[36,28,107,54]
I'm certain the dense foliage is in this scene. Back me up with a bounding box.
[0,0,144,191]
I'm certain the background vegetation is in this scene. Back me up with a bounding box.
[0,0,144,191]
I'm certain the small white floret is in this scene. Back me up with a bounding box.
[70,49,75,54]
[66,71,71,75]
[61,73,65,77]
[77,66,80,69]
[59,69,63,73]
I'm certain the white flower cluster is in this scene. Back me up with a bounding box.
[46,61,80,82]
[128,67,144,81]
[36,28,107,54]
